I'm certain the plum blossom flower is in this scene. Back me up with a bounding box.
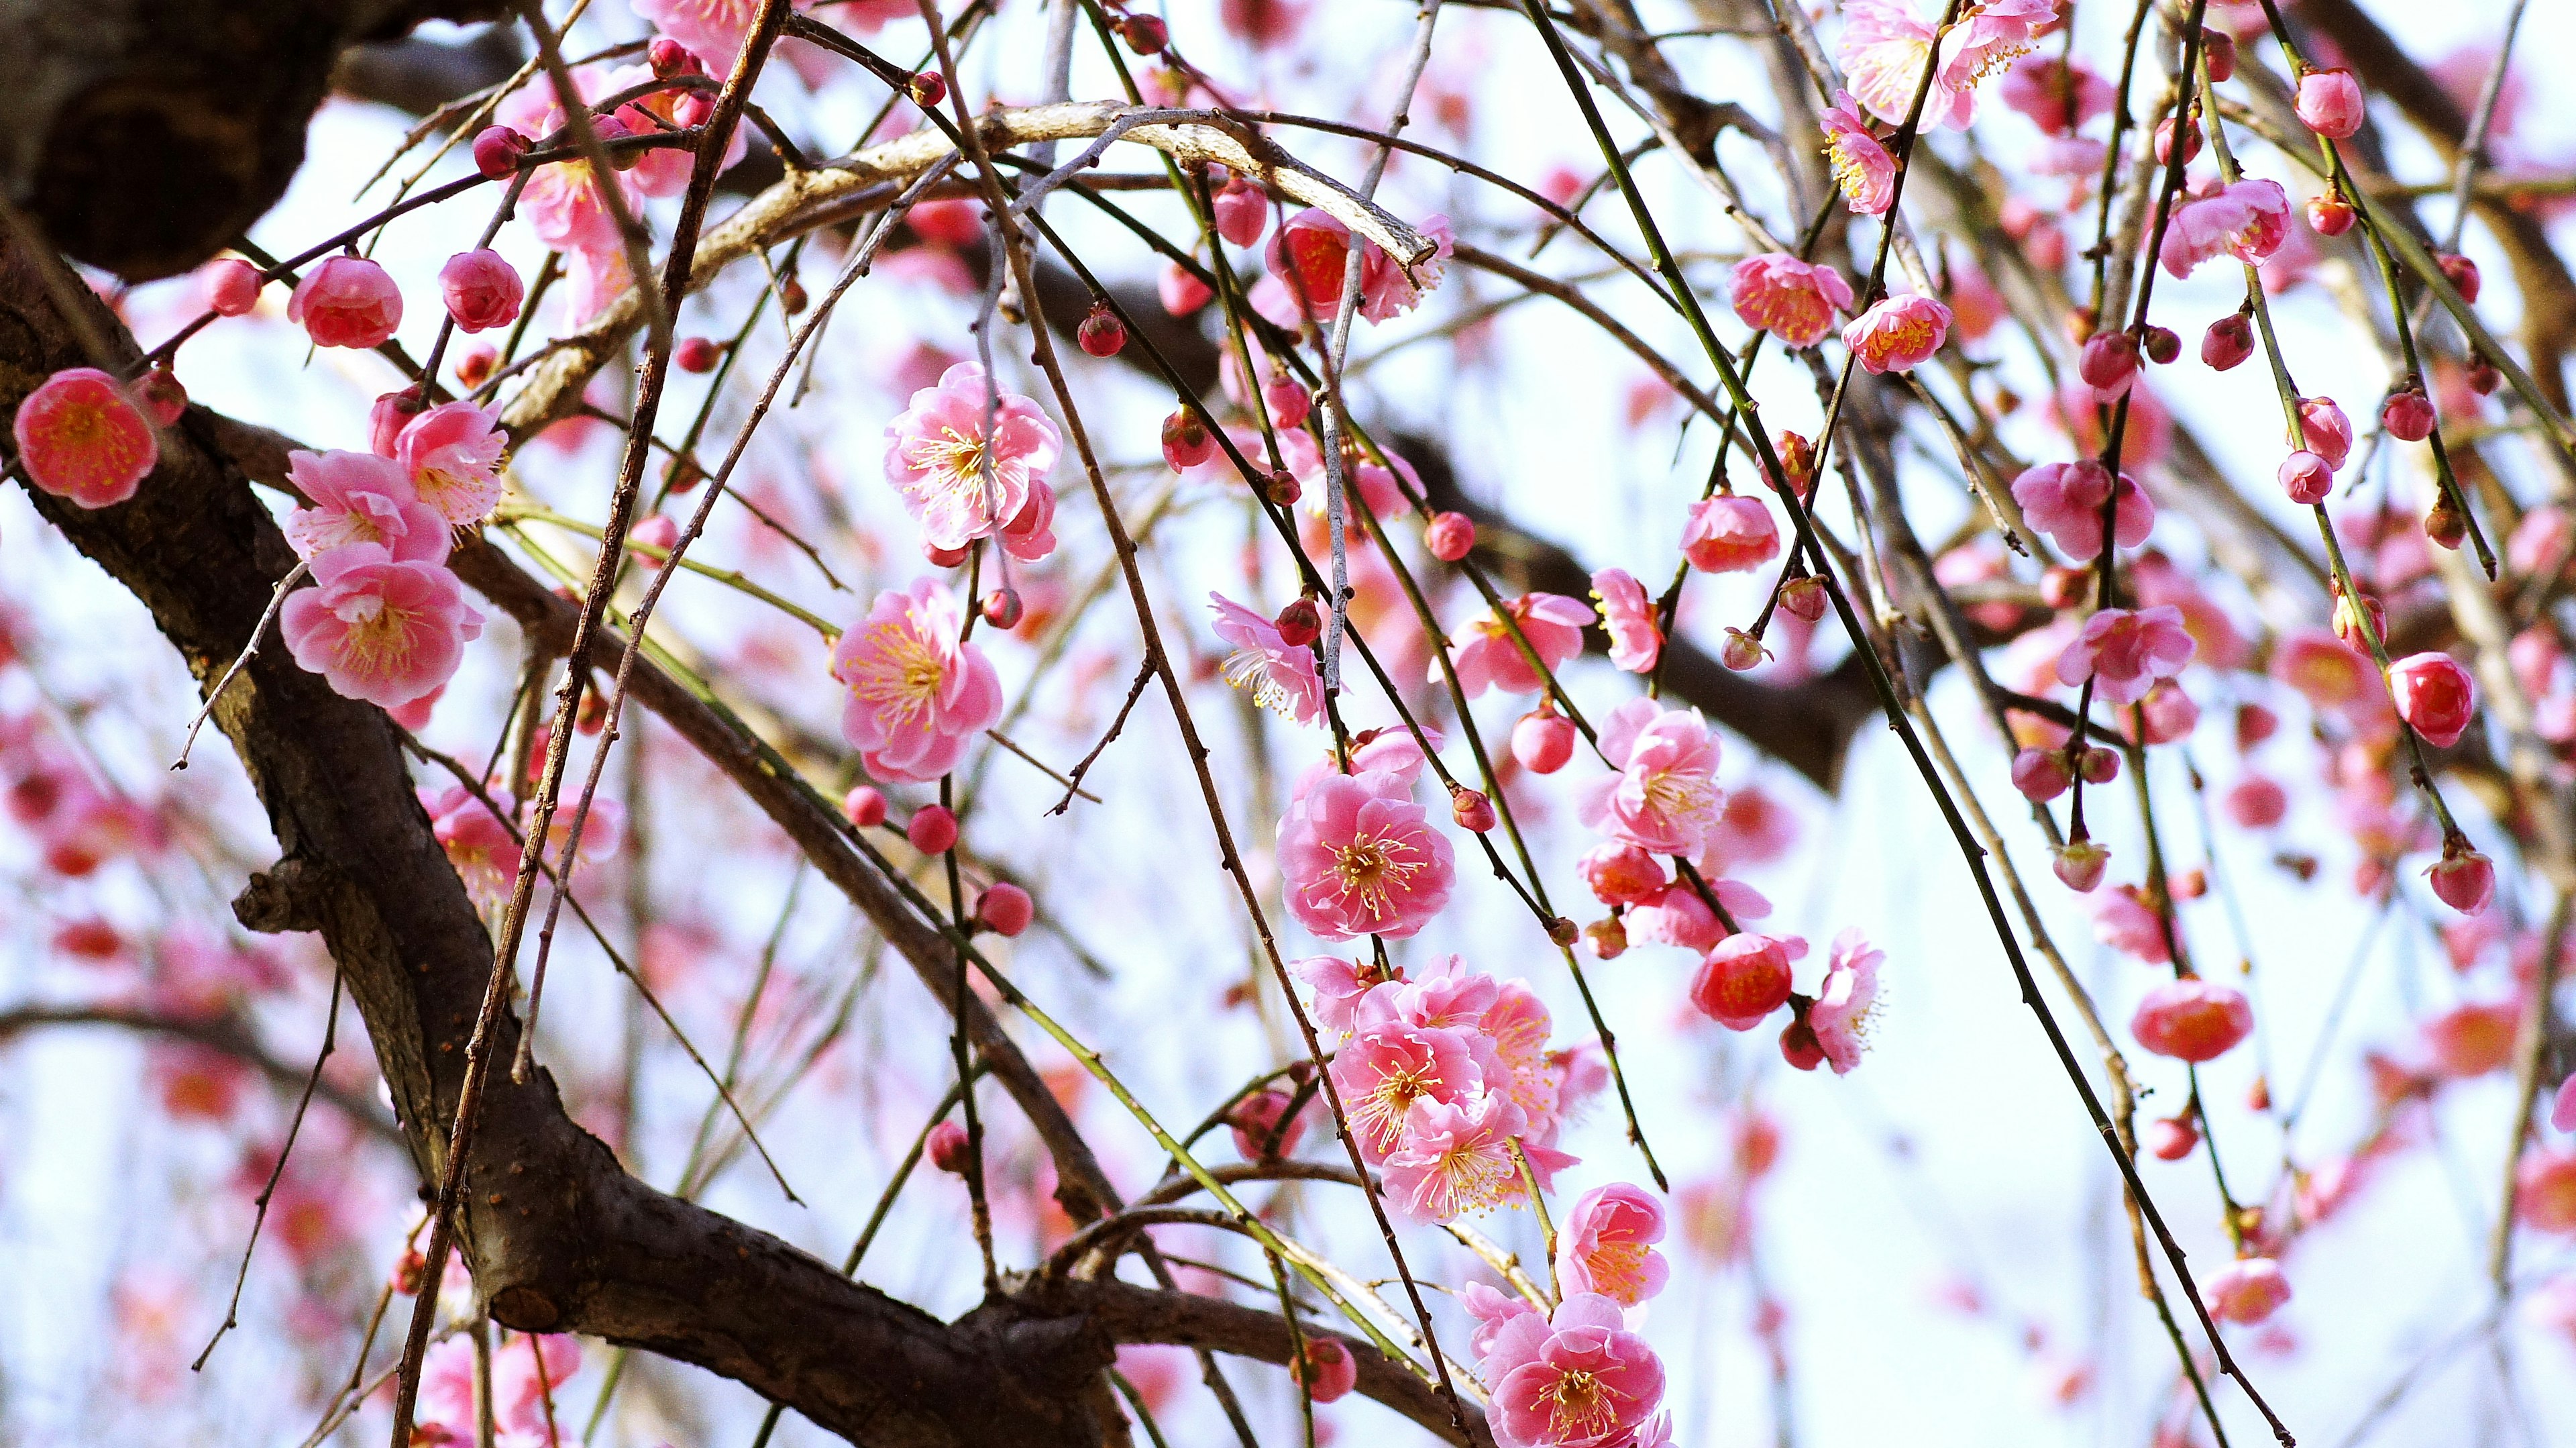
[1290,954,1391,1035]
[1329,1021,1483,1159]
[393,403,509,525]
[2159,180,2292,278]
[1279,769,1457,939]
[2271,627,2374,713]
[1728,253,1858,345]
[1680,495,1782,574]
[1807,928,1884,1073]
[883,362,1062,552]
[1579,697,1723,855]
[1263,207,1456,323]
[1210,593,1323,724]
[1590,568,1662,673]
[498,66,631,255]
[1482,1293,1668,1448]
[280,544,483,709]
[423,784,520,904]
[2010,460,2153,562]
[2388,652,2477,748]
[284,450,450,564]
[1819,99,1896,214]
[12,367,157,507]
[288,256,403,349]
[2295,68,2366,139]
[2055,605,2196,705]
[1837,0,1947,127]
[828,579,1003,782]
[439,249,523,333]
[2204,1258,2293,1325]
[1444,592,1596,697]
[2131,977,2253,1062]
[1690,932,1801,1030]
[1842,294,1953,373]
[633,0,769,70]
[2094,887,2173,964]
[1555,1183,1670,1306]
[1384,1092,1532,1222]
[2002,56,2114,133]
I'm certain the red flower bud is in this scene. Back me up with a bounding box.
[927,1121,972,1174]
[2201,313,2254,371]
[1450,786,1497,833]
[908,804,959,855]
[2141,325,2180,365]
[2381,389,2436,442]
[472,125,529,180]
[982,587,1024,628]
[842,785,888,829]
[1274,597,1322,647]
[2436,252,2481,304]
[1424,511,1477,562]
[674,335,723,373]
[1077,303,1126,358]
[976,881,1034,937]
[2304,194,2356,238]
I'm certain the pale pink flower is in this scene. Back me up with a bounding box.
[1385,1092,1531,1222]
[1278,768,1456,939]
[280,544,483,709]
[1808,928,1884,1074]
[2294,68,2366,139]
[288,256,403,349]
[2204,1258,2293,1325]
[2388,652,2477,748]
[2094,887,2173,964]
[489,1334,583,1434]
[1627,878,1773,954]
[1819,97,1896,214]
[1941,0,2053,98]
[1444,592,1595,697]
[2131,977,2253,1062]
[828,578,1003,782]
[1555,1183,1670,1306]
[498,67,631,254]
[561,244,635,326]
[1210,593,1322,724]
[2010,460,2153,562]
[1578,697,1723,855]
[423,784,521,904]
[606,59,743,197]
[881,362,1062,551]
[1590,568,1662,673]
[2159,180,2292,278]
[439,249,523,333]
[394,402,509,525]
[2055,605,2196,705]
[1729,252,1858,346]
[1358,954,1501,1034]
[13,367,157,508]
[998,478,1058,562]
[1680,495,1782,574]
[284,450,449,564]
[1483,1294,1666,1448]
[1838,0,1954,127]
[1842,294,1953,373]
[1291,953,1388,1035]
[1329,1021,1483,1160]
[2551,1074,2576,1133]
[1464,1281,1542,1361]
[1483,980,1565,1137]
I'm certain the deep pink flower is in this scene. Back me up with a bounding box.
[1484,1293,1666,1448]
[1842,294,1952,373]
[394,402,509,525]
[2296,68,2366,139]
[1556,1184,1670,1306]
[1329,1021,1482,1160]
[1291,1337,1358,1404]
[202,258,262,317]
[2055,605,2196,705]
[1279,769,1456,939]
[1728,253,1858,345]
[12,367,157,507]
[2271,627,2374,713]
[288,256,402,349]
[1230,1088,1309,1161]
[424,783,520,904]
[1579,841,1667,907]
[1262,207,1455,323]
[882,362,1061,552]
[2130,977,2253,1062]
[2159,180,2292,278]
[1213,174,1269,247]
[1444,592,1595,697]
[498,67,636,255]
[2552,1075,2576,1133]
[828,578,1003,782]
[1807,928,1884,1074]
[2388,652,2476,747]
[998,478,1059,562]
[284,450,450,564]
[1680,495,1782,574]
[1819,97,1896,214]
[1210,593,1323,724]
[280,544,482,709]
[2521,1149,2576,1234]
[439,249,524,333]
[2010,460,2153,562]
[1384,1092,1531,1222]
[1591,568,1662,673]
[1690,933,1797,1030]
[2300,397,2353,470]
[1578,697,1723,855]
[2428,836,2496,915]
[2225,775,2288,829]
[2204,1258,2293,1325]
[2002,56,2113,133]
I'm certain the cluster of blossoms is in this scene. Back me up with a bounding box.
[1467,1243,1674,1448]
[415,1333,583,1447]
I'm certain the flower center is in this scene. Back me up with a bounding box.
[1639,767,1712,823]
[851,623,949,724]
[1331,831,1424,918]
[1544,1369,1621,1437]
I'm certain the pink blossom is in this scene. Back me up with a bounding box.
[1838,0,1951,127]
[2428,837,2496,915]
[1556,1183,1670,1306]
[424,784,521,904]
[633,0,767,70]
[2295,68,2367,139]
[1210,593,1323,724]
[1941,0,2053,99]
[1358,954,1501,1034]
[2094,888,2173,964]
[2551,1075,2576,1133]
[1807,928,1884,1074]
[1580,841,1667,906]
[2055,605,2196,706]
[2010,460,2153,562]
[1291,954,1389,1035]
[1444,592,1595,697]
[439,249,523,332]
[1590,568,1662,673]
[202,258,262,316]
[998,478,1058,562]
[2510,505,2576,582]
[1627,878,1773,954]
[1691,933,1798,1029]
[1291,1337,1358,1404]
[2130,977,2253,1062]
[12,367,157,508]
[2387,652,2476,748]
[1728,252,1858,345]
[828,578,1004,782]
[2205,1259,2292,1325]
[561,244,635,325]
[394,402,509,525]
[2521,1149,2576,1233]
[1817,97,1896,215]
[1329,1021,1483,1160]
[1262,207,1455,324]
[288,256,403,349]
[1464,1281,1543,1361]
[882,362,1062,551]
[2159,180,2292,278]
[1680,495,1782,574]
[284,450,449,564]
[499,68,635,255]
[1578,697,1723,855]
[1384,1092,1531,1222]
[2300,397,2354,470]
[1842,294,1952,374]
[1278,769,1456,939]
[2002,57,2114,133]
[280,544,482,709]
[1484,1294,1666,1448]
[1483,980,1566,1137]
[2226,775,2288,829]
[2271,627,2374,713]
[1230,1088,1309,1161]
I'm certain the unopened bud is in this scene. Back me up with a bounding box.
[2424,502,2467,550]
[2040,566,2088,611]
[1585,916,1627,960]
[1077,302,1126,358]
[982,587,1024,628]
[1546,916,1580,947]
[927,1121,972,1174]
[1424,511,1476,562]
[1778,574,1827,621]
[1261,468,1302,507]
[1450,786,1497,833]
[472,125,530,180]
[911,70,947,109]
[1119,12,1169,52]
[2467,360,2501,395]
[2141,325,2180,366]
[1720,627,1768,672]
[1275,597,1322,647]
[649,37,699,79]
[2201,313,2254,371]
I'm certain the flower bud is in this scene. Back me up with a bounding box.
[1228,1089,1305,1161]
[976,881,1034,937]
[2427,833,2496,915]
[1779,574,1828,621]
[1161,408,1216,469]
[1584,916,1628,960]
[1077,303,1126,358]
[2278,450,2332,506]
[2424,502,2467,550]
[911,70,947,108]
[2039,566,2088,611]
[472,125,530,180]
[981,587,1024,628]
[2294,68,2366,140]
[2467,360,2502,395]
[455,342,498,389]
[2436,252,2481,304]
[2076,745,2121,785]
[1213,174,1269,248]
[2141,325,2180,365]
[1546,915,1580,947]
[2331,591,2385,649]
[908,803,959,855]
[649,36,699,78]
[2381,389,2436,442]
[1720,627,1768,672]
[2201,313,2254,371]
[1260,468,1301,507]
[2305,193,2356,237]
[2147,1115,2199,1161]
[1118,12,1168,52]
[1274,597,1322,647]
[2235,703,2278,750]
[925,541,972,568]
[1425,511,1476,562]
[2010,746,2072,803]
[2202,29,2236,81]
[2053,838,2110,892]
[2153,116,2202,166]
[674,335,723,373]
[1262,373,1311,429]
[2078,330,2140,396]
[927,1121,972,1174]
[1450,786,1497,833]
[1513,709,1576,774]
[133,367,186,428]
[1779,1017,1826,1072]
[842,784,888,829]
[202,258,262,317]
